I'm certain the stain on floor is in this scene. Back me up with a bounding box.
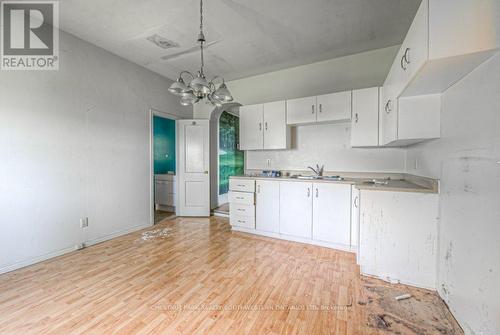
[359,277,463,334]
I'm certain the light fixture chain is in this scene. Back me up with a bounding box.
[199,0,204,74]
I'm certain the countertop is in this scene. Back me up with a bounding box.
[229,174,438,194]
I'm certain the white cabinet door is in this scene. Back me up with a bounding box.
[405,0,428,81]
[380,82,398,145]
[256,180,280,233]
[351,87,379,147]
[286,96,316,125]
[239,104,263,150]
[263,101,288,150]
[279,181,312,238]
[312,183,351,246]
[316,91,351,122]
[351,187,360,250]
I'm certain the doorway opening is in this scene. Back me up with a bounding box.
[151,110,178,224]
[214,110,244,216]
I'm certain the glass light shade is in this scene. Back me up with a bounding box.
[180,92,198,106]
[213,82,233,102]
[189,73,211,94]
[168,77,188,95]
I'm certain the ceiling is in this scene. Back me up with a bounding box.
[58,0,421,81]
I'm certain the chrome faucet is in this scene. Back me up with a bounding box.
[307,164,324,177]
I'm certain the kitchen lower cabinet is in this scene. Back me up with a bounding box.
[312,183,351,246]
[279,181,312,239]
[255,180,280,233]
[351,187,360,251]
[358,190,438,289]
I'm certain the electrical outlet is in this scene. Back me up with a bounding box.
[80,217,89,228]
[266,159,271,167]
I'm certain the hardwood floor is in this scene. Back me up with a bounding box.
[0,217,461,335]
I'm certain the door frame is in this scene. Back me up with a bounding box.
[209,103,241,209]
[149,108,181,226]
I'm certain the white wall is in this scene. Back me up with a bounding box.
[0,30,192,273]
[227,46,399,105]
[246,123,405,172]
[228,46,405,173]
[405,54,500,334]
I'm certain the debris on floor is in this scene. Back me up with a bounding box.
[359,276,463,334]
[395,293,412,301]
[138,228,171,241]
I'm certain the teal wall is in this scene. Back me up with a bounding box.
[153,116,176,174]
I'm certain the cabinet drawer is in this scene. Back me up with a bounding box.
[230,215,255,229]
[229,191,255,205]
[229,179,255,192]
[230,203,255,218]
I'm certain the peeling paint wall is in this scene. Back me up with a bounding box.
[0,30,192,273]
[405,54,500,334]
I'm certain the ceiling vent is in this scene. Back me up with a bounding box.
[147,34,179,49]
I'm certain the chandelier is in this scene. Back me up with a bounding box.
[168,0,234,107]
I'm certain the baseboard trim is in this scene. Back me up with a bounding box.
[231,226,356,253]
[0,223,152,275]
[85,223,152,247]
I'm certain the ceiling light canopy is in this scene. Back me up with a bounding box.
[168,0,234,107]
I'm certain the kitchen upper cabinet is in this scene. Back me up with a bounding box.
[286,96,316,125]
[316,91,351,123]
[263,101,289,150]
[239,101,289,150]
[380,89,441,147]
[255,180,280,233]
[287,91,351,125]
[239,104,263,150]
[391,0,499,97]
[351,87,380,147]
[279,181,312,239]
[312,183,351,247]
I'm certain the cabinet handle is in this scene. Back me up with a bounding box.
[404,48,411,65]
[257,185,261,193]
[385,100,392,114]
[354,196,359,208]
[315,188,319,198]
[355,113,359,123]
[311,105,315,114]
[265,122,268,131]
[400,48,410,71]
[307,187,311,197]
[259,122,262,131]
[319,104,322,113]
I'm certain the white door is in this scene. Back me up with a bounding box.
[279,181,313,238]
[263,101,288,150]
[286,96,316,125]
[256,180,280,233]
[316,91,351,122]
[351,87,380,147]
[239,104,263,150]
[312,183,351,246]
[177,120,210,216]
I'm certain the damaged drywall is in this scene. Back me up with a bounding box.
[405,53,500,334]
